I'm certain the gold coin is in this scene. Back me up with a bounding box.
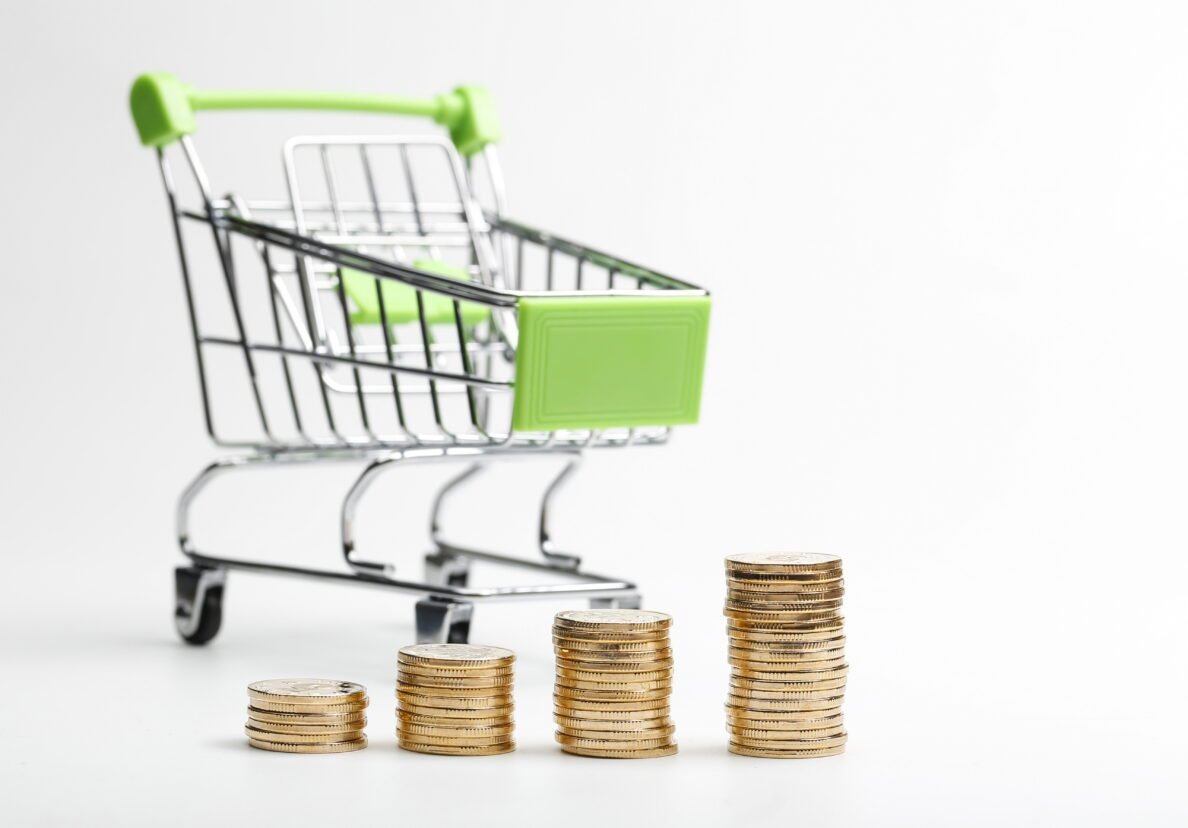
[731,667,849,687]
[250,698,368,715]
[551,628,671,643]
[555,732,675,751]
[726,713,844,731]
[247,678,367,706]
[399,701,515,718]
[396,662,514,679]
[729,723,847,740]
[732,732,848,751]
[554,646,674,663]
[394,682,511,698]
[553,695,669,713]
[727,631,841,641]
[398,723,515,739]
[729,647,846,664]
[248,736,367,754]
[554,685,670,702]
[728,637,846,653]
[556,657,675,673]
[727,590,846,606]
[725,552,842,573]
[398,712,514,728]
[729,651,848,668]
[727,694,845,711]
[245,725,366,744]
[553,636,670,652]
[397,672,514,689]
[731,663,849,681]
[245,717,368,735]
[725,703,843,720]
[397,691,513,709]
[555,666,673,683]
[555,715,674,732]
[397,730,515,747]
[555,676,673,693]
[560,743,678,759]
[726,616,844,632]
[726,579,844,594]
[728,743,845,759]
[727,596,844,611]
[730,681,848,699]
[727,570,843,584]
[398,644,515,669]
[246,707,367,726]
[728,658,846,675]
[722,603,845,617]
[554,704,671,721]
[727,660,850,679]
[554,609,672,633]
[398,740,515,756]
[557,724,677,742]
[728,657,846,673]
[396,679,513,698]
[728,635,846,651]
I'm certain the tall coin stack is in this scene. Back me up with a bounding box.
[245,678,369,753]
[724,552,848,758]
[553,609,678,758]
[396,644,516,756]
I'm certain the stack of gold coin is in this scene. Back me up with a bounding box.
[396,644,516,756]
[553,609,678,758]
[245,678,368,753]
[724,553,848,758]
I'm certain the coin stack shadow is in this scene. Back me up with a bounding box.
[245,678,369,754]
[553,609,678,758]
[724,553,848,758]
[396,643,516,756]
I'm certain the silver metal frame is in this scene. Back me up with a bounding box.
[153,125,705,643]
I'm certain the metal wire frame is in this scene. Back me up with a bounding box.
[158,134,706,453]
[155,126,704,643]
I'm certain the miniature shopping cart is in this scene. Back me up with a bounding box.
[130,73,710,645]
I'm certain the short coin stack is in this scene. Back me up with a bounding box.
[245,678,368,753]
[724,552,848,758]
[553,609,678,758]
[396,644,516,756]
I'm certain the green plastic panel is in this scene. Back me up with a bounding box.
[512,295,710,431]
[341,260,490,327]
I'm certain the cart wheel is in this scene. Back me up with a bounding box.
[424,551,471,588]
[415,598,473,644]
[590,594,643,610]
[175,566,227,646]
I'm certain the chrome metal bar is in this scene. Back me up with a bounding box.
[539,457,583,569]
[185,552,635,602]
[198,337,511,389]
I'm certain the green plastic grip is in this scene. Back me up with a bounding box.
[129,73,500,156]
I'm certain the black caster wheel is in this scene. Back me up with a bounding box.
[415,598,474,644]
[175,566,227,645]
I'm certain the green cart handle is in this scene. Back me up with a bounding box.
[129,72,500,156]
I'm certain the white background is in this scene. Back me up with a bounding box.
[2,1,1187,825]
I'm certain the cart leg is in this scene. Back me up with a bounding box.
[175,566,227,645]
[539,457,583,570]
[415,598,474,644]
[589,594,642,610]
[424,551,472,588]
